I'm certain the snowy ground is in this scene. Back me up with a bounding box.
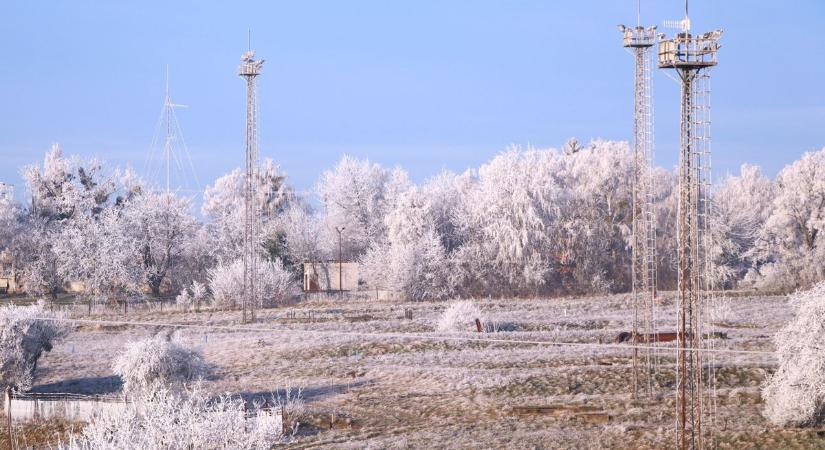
[27,293,825,449]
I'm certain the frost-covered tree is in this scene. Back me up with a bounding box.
[361,187,453,300]
[14,217,63,298]
[555,140,633,293]
[0,184,22,285]
[56,207,144,305]
[61,386,284,450]
[651,167,679,291]
[450,147,563,296]
[763,282,825,427]
[22,145,114,221]
[113,335,209,398]
[202,159,293,262]
[0,303,71,390]
[713,164,775,287]
[124,191,199,296]
[419,170,475,252]
[316,155,409,258]
[443,141,633,297]
[17,146,104,297]
[208,258,297,310]
[177,226,217,288]
[273,203,327,270]
[757,149,825,290]
[17,147,144,300]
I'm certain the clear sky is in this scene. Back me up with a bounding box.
[1,1,823,203]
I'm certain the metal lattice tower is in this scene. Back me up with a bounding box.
[145,67,200,195]
[238,50,264,324]
[657,2,721,447]
[619,15,659,400]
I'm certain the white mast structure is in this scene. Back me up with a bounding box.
[145,67,199,195]
[238,47,264,324]
[618,0,658,400]
[657,1,722,448]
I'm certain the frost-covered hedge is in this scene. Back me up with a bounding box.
[763,282,825,427]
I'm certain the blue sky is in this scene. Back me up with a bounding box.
[1,1,823,203]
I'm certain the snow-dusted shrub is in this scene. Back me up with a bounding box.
[763,282,825,427]
[113,335,209,398]
[208,258,298,310]
[0,302,70,390]
[175,289,191,308]
[60,386,283,450]
[191,280,208,303]
[436,301,487,333]
[274,385,306,435]
[176,280,208,311]
[753,260,813,293]
[709,295,735,325]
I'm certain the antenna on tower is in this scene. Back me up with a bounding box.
[663,0,691,32]
[636,0,641,27]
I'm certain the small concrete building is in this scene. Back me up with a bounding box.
[0,251,18,295]
[303,261,358,292]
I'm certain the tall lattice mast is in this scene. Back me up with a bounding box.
[619,11,658,400]
[238,49,264,324]
[658,1,721,447]
[145,67,200,195]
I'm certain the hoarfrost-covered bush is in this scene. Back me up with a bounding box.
[176,280,208,311]
[113,335,209,397]
[436,301,488,333]
[175,289,191,307]
[0,302,70,390]
[763,282,825,427]
[208,258,298,310]
[61,386,283,450]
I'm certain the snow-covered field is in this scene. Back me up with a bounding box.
[28,293,825,449]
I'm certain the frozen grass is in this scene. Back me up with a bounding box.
[27,293,808,448]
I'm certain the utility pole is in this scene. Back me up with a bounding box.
[335,227,345,299]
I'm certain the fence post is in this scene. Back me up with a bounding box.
[5,387,12,450]
[475,318,483,333]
